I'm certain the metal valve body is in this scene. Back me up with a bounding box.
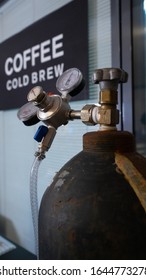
[38,68,146,260]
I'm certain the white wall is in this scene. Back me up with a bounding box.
[0,0,111,254]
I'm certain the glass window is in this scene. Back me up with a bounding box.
[133,0,146,156]
[0,0,112,253]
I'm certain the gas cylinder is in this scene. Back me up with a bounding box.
[38,68,146,260]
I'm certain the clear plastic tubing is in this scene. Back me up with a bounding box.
[30,156,42,259]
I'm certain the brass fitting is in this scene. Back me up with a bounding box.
[81,104,97,125]
[35,126,56,159]
[97,107,119,125]
[97,88,119,126]
[92,68,128,130]
[99,89,117,105]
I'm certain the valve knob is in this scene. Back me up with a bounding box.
[92,68,128,90]
[34,125,48,142]
[27,86,45,103]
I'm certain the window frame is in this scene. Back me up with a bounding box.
[111,0,133,132]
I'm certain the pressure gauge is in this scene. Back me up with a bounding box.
[17,102,40,126]
[27,86,45,102]
[56,68,85,97]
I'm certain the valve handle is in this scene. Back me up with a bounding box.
[92,68,128,90]
[34,125,48,142]
[27,86,45,103]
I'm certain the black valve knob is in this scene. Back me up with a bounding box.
[92,68,128,91]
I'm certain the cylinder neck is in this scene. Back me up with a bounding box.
[83,130,136,153]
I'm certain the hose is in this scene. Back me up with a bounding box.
[30,126,56,259]
[30,156,42,259]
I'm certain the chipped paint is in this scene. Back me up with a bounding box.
[54,178,65,190]
[54,170,70,191]
[58,170,69,178]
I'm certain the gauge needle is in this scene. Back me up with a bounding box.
[65,73,73,86]
[32,89,37,97]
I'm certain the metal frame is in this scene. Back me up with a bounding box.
[111,0,133,132]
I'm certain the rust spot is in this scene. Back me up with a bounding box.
[68,230,76,242]
[55,200,62,207]
[67,197,81,206]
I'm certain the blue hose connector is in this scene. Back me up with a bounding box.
[34,125,48,142]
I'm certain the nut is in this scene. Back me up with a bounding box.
[99,90,117,105]
[97,108,119,125]
[81,104,96,125]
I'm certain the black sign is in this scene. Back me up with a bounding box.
[0,0,88,109]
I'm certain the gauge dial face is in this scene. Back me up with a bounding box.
[56,68,83,94]
[27,86,43,102]
[17,102,38,121]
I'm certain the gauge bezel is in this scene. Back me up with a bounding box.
[56,68,85,96]
[17,102,40,126]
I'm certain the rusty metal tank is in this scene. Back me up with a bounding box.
[38,68,146,260]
